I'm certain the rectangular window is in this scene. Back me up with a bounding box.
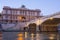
[3,10,6,14]
[12,10,15,15]
[31,12,33,16]
[23,11,25,15]
[7,16,9,19]
[3,15,8,19]
[20,11,23,15]
[31,12,34,16]
[17,11,20,15]
[27,11,29,15]
[14,10,17,15]
[7,10,11,14]
[35,12,37,16]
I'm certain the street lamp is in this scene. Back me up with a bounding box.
[49,17,54,20]
[36,18,42,25]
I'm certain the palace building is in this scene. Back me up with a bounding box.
[0,5,41,30]
[2,5,41,23]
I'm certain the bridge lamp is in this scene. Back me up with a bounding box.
[49,17,54,20]
[39,20,42,25]
[36,20,40,25]
[36,19,42,25]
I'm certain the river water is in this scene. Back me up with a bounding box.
[2,32,60,40]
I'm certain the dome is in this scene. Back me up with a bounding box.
[21,5,26,8]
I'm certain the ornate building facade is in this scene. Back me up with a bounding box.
[2,5,41,23]
[0,5,41,30]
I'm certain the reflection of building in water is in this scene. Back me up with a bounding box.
[17,33,24,40]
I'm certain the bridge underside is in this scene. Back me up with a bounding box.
[39,18,60,32]
[41,18,60,25]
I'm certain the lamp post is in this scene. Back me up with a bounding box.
[49,17,54,20]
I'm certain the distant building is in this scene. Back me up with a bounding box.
[2,5,41,23]
[0,5,41,30]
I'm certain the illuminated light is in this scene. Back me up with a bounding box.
[36,33,40,40]
[39,20,43,24]
[36,20,42,25]
[50,34,56,36]
[18,33,23,37]
[36,20,40,25]
[17,33,24,40]
[25,32,28,38]
[49,17,54,20]
[31,33,34,40]
[49,34,55,39]
[31,33,34,38]
[31,33,34,36]
[17,37,23,40]
[49,37,54,39]
[19,17,22,20]
[18,16,22,21]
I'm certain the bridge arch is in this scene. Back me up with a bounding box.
[38,12,60,32]
[26,12,60,32]
[26,12,60,26]
[40,12,60,25]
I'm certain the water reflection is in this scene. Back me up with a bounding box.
[49,34,56,40]
[17,32,57,40]
[25,32,28,38]
[36,33,41,40]
[31,33,35,40]
[17,33,24,40]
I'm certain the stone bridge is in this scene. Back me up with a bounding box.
[2,12,60,31]
[26,12,60,26]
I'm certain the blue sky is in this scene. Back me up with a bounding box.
[0,0,60,16]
